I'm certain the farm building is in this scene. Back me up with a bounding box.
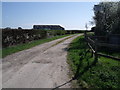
[33,25,65,30]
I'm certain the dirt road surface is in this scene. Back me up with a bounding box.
[2,34,82,88]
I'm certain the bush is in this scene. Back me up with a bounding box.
[2,29,47,48]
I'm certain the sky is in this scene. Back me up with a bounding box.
[2,1,100,30]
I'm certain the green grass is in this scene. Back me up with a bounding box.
[67,35,120,88]
[2,34,72,58]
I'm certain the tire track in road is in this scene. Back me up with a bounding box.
[2,35,75,84]
[2,34,82,88]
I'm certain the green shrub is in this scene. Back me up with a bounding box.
[2,29,47,48]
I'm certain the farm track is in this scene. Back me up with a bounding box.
[2,34,82,88]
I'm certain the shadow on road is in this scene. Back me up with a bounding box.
[52,39,97,89]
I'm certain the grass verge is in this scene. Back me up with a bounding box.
[2,34,72,58]
[67,35,120,88]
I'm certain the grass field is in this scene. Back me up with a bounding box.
[67,35,120,88]
[2,34,72,58]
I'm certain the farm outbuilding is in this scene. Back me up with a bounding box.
[33,25,65,30]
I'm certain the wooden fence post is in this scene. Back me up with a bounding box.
[91,49,93,57]
[94,38,98,64]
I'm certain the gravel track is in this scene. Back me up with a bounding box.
[2,34,82,88]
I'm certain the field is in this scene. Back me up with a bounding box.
[67,35,120,88]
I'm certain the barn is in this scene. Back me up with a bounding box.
[33,25,65,30]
